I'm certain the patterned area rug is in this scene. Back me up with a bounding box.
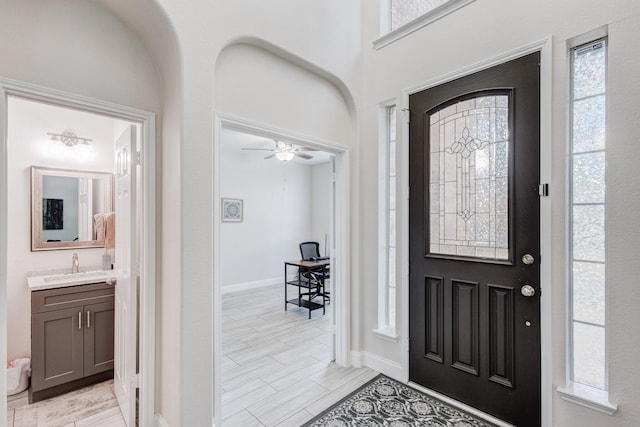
[303,374,497,427]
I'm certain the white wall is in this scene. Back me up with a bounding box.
[360,1,640,426]
[6,97,119,360]
[220,132,314,290]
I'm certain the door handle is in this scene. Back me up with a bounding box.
[86,310,91,328]
[78,311,82,329]
[521,284,536,297]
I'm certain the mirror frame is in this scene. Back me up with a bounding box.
[31,166,113,251]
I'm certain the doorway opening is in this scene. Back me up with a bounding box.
[214,117,351,424]
[0,80,156,426]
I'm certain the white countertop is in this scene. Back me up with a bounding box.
[28,270,116,291]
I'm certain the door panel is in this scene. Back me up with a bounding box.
[84,301,115,376]
[114,125,138,426]
[409,53,540,427]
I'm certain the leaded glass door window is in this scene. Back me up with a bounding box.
[428,92,512,261]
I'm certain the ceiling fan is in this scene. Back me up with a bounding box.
[241,140,317,161]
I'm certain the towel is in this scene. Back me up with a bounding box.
[104,212,116,249]
[94,213,105,241]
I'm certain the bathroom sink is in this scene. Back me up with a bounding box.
[28,270,116,291]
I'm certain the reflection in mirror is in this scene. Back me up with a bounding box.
[31,166,113,251]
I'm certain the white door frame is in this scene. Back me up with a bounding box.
[0,77,157,425]
[213,114,351,426]
[399,38,553,426]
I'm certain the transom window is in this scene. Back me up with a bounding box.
[390,0,450,31]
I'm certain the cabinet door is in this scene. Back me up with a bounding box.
[84,301,115,376]
[31,307,84,391]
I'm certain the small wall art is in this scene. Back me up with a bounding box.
[43,198,64,230]
[221,198,243,222]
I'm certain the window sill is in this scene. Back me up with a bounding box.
[557,381,617,415]
[373,0,477,50]
[372,327,399,343]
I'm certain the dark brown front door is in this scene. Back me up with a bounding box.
[409,52,541,426]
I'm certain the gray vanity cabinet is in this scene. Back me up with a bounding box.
[30,282,115,402]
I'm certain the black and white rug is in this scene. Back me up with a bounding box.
[303,374,497,427]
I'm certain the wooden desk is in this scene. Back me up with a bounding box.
[284,259,330,319]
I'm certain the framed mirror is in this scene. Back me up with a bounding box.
[31,166,113,251]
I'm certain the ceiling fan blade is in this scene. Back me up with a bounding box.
[294,152,314,160]
[241,148,275,151]
[296,146,318,152]
[264,153,276,159]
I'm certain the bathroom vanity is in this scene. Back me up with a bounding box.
[28,272,115,403]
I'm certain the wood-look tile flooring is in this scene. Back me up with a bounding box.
[222,283,378,426]
[6,380,125,427]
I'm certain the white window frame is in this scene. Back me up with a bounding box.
[374,102,399,341]
[557,27,617,415]
[374,0,477,50]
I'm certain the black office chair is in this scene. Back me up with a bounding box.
[299,241,330,301]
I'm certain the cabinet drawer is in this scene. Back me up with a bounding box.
[32,282,115,314]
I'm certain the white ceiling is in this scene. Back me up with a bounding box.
[220,127,334,165]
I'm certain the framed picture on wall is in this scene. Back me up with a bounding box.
[221,198,243,222]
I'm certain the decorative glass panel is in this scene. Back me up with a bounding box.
[570,37,607,391]
[391,0,450,31]
[573,205,605,262]
[573,322,605,389]
[428,94,509,260]
[573,40,606,99]
[573,262,605,325]
[573,152,605,204]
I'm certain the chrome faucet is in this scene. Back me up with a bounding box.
[71,253,79,273]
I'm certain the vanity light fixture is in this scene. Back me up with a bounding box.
[47,131,92,148]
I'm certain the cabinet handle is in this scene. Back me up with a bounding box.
[87,310,91,328]
[78,311,82,329]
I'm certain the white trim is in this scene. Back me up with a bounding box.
[155,413,170,427]
[399,38,553,425]
[352,350,403,380]
[372,327,399,343]
[557,382,617,416]
[409,381,516,427]
[373,0,477,50]
[214,113,351,424]
[538,36,554,427]
[0,77,156,426]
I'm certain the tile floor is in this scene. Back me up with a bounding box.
[6,282,375,427]
[222,283,378,426]
[6,380,125,427]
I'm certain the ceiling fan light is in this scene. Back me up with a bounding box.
[276,151,294,161]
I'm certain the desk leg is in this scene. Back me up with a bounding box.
[284,263,288,311]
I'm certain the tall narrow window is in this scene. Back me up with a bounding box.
[376,105,398,338]
[570,38,607,390]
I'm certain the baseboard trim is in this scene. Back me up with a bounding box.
[155,413,169,427]
[351,350,403,380]
[221,276,290,295]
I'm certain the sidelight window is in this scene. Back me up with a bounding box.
[376,104,398,339]
[569,37,607,391]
